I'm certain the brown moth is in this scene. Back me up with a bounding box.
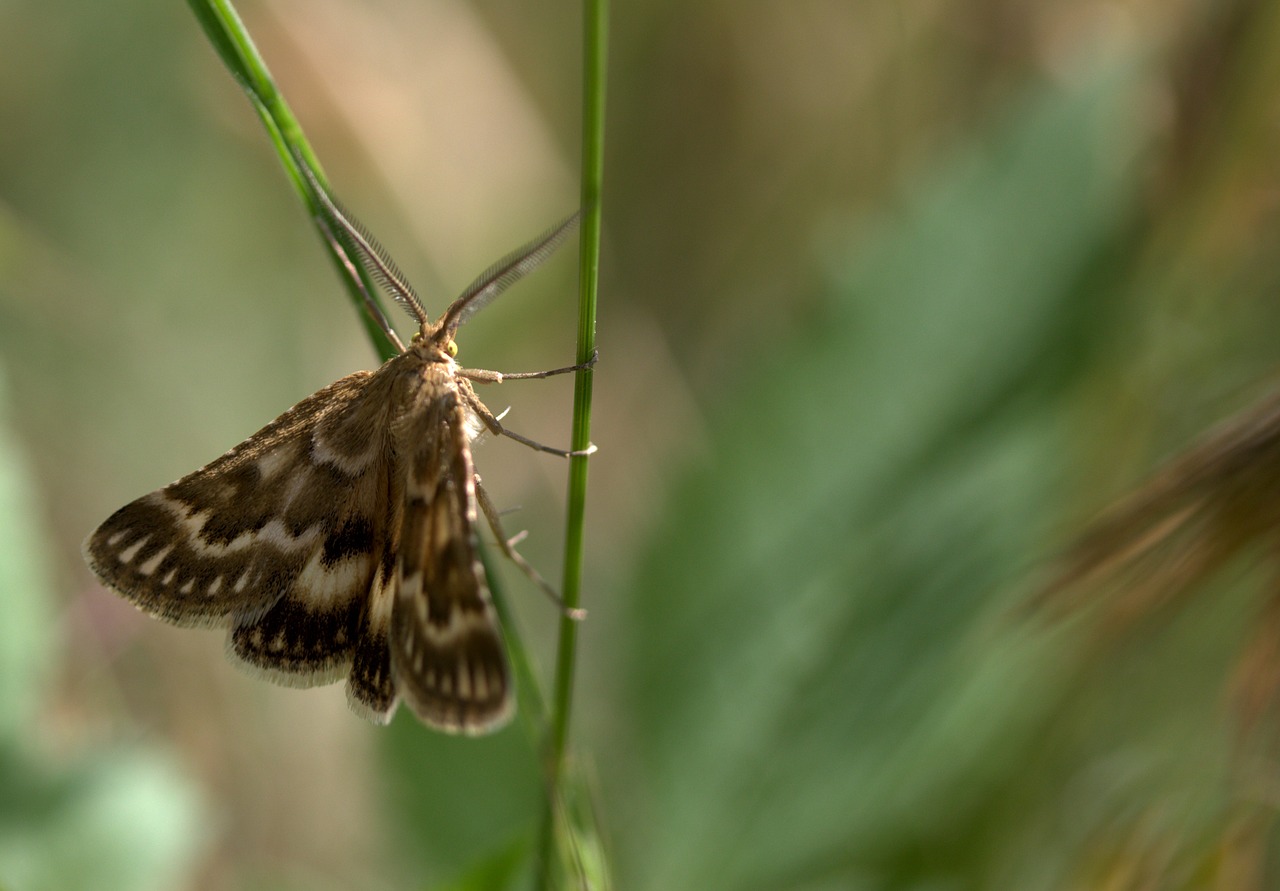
[83,159,591,733]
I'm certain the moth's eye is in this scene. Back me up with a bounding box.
[446,340,458,358]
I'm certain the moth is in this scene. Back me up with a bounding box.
[83,157,593,734]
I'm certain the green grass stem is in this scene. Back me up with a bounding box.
[185,0,399,361]
[535,0,608,884]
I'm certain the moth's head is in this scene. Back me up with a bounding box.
[411,322,459,363]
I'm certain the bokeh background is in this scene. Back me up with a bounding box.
[4,0,1280,888]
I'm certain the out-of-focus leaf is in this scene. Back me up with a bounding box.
[430,833,528,891]
[0,364,55,734]
[377,713,542,885]
[1038,361,1280,736]
[0,747,204,891]
[620,60,1164,890]
[0,367,205,891]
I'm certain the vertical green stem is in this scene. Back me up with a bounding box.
[537,0,607,884]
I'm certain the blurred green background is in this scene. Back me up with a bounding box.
[4,0,1280,888]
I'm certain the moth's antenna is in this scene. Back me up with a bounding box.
[293,151,431,327]
[439,212,580,335]
[312,210,405,353]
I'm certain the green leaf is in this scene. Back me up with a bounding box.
[377,714,542,885]
[430,834,529,891]
[0,746,204,891]
[0,368,205,891]
[621,61,1155,890]
[0,366,55,735]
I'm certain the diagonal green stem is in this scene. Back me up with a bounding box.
[185,0,399,361]
[536,0,608,883]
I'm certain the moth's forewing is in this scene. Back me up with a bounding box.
[389,366,512,732]
[83,371,383,624]
[83,368,398,705]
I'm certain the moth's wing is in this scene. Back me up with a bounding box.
[84,368,400,714]
[389,380,512,733]
[345,480,402,724]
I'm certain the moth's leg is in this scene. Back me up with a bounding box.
[459,349,598,384]
[475,474,586,620]
[463,391,597,458]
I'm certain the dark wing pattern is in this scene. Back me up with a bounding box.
[389,370,512,733]
[83,367,401,713]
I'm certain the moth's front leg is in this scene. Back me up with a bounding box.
[458,348,598,384]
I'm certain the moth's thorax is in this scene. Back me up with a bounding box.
[383,339,484,447]
[388,343,458,402]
